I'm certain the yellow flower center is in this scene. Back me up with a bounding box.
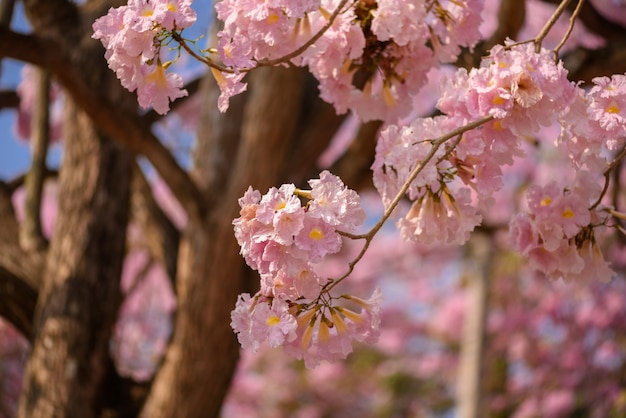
[540,197,552,206]
[266,315,280,326]
[146,65,167,87]
[562,208,575,219]
[607,102,620,114]
[309,228,324,240]
[492,95,506,106]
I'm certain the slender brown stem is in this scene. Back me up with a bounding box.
[534,0,573,51]
[590,144,626,210]
[553,0,586,58]
[326,116,494,291]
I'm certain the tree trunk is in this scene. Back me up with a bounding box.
[141,66,307,418]
[457,235,492,418]
[17,98,133,418]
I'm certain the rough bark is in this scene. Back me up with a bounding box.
[0,182,42,338]
[7,1,137,416]
[16,92,133,417]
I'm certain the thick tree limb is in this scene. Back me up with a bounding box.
[17,97,133,418]
[0,89,19,109]
[192,69,247,205]
[21,0,79,42]
[0,265,37,338]
[130,165,180,285]
[281,72,346,187]
[20,67,50,252]
[0,183,44,286]
[0,28,205,221]
[0,182,43,338]
[141,65,308,418]
[329,120,382,191]
[0,0,15,27]
[0,0,15,80]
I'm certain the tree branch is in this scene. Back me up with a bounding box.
[329,119,382,191]
[0,89,19,109]
[130,165,180,287]
[20,67,50,251]
[0,182,43,339]
[0,265,37,339]
[0,0,15,27]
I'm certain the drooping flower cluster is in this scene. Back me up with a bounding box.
[509,172,614,283]
[92,0,197,114]
[94,0,485,120]
[216,0,485,121]
[507,73,626,283]
[231,171,381,367]
[559,74,626,171]
[373,42,577,247]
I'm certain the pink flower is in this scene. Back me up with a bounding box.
[152,0,197,30]
[586,74,626,141]
[294,217,342,262]
[137,63,188,114]
[231,294,298,352]
[398,185,482,247]
[93,0,196,114]
[251,297,298,348]
[308,170,366,231]
[282,288,383,368]
[210,68,248,113]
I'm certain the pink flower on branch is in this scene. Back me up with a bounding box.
[232,172,384,366]
[93,0,197,114]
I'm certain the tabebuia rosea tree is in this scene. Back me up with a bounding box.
[2,0,626,417]
[93,0,624,363]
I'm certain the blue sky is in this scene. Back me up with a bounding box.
[0,3,37,181]
[0,57,32,180]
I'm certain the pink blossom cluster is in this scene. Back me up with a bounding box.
[509,172,614,282]
[507,73,626,282]
[231,171,383,367]
[94,0,485,120]
[92,0,197,114]
[215,0,485,121]
[559,74,626,171]
[373,42,576,247]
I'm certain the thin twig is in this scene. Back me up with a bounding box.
[534,0,573,52]
[326,116,494,291]
[553,0,586,58]
[590,144,626,210]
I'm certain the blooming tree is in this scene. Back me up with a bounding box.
[91,0,626,366]
[2,0,626,417]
